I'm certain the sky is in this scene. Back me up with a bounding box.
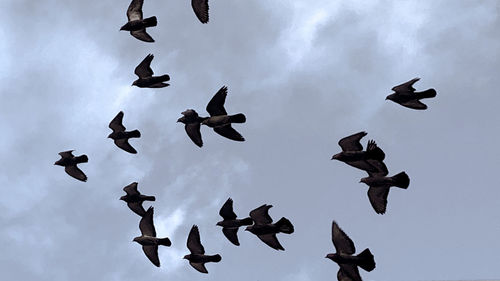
[1,1,499,280]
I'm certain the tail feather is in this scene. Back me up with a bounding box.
[127,129,141,138]
[158,237,171,246]
[276,217,294,234]
[159,74,170,82]
[75,155,88,163]
[357,248,376,272]
[240,217,254,226]
[417,88,436,99]
[391,171,410,189]
[143,16,158,27]
[209,254,222,262]
[144,196,155,201]
[229,113,246,123]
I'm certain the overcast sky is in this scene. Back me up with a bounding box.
[1,1,499,280]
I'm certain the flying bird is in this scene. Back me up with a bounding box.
[133,207,171,267]
[245,204,294,251]
[192,0,209,23]
[331,132,385,173]
[216,198,254,246]
[326,221,376,281]
[120,182,155,216]
[120,0,157,42]
[177,109,207,147]
[133,54,170,88]
[184,225,221,274]
[54,150,88,182]
[386,78,437,110]
[108,111,141,154]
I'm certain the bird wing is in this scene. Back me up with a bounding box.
[191,0,209,23]
[135,54,155,78]
[206,86,228,116]
[114,139,137,154]
[249,204,273,225]
[338,132,367,152]
[331,221,355,255]
[257,233,284,250]
[123,182,140,196]
[187,225,205,254]
[109,111,126,132]
[367,186,390,215]
[189,262,208,273]
[219,198,237,220]
[128,202,147,216]
[337,268,358,281]
[130,30,154,43]
[400,100,427,110]
[222,228,240,246]
[139,207,156,237]
[365,159,388,177]
[127,0,144,21]
[345,160,378,173]
[213,125,245,142]
[65,165,87,182]
[185,123,203,147]
[338,265,362,281]
[142,245,160,267]
[391,77,420,93]
[58,150,74,158]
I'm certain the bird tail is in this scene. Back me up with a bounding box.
[158,237,171,247]
[356,248,376,272]
[276,217,294,234]
[143,16,158,27]
[208,254,222,262]
[159,74,170,82]
[229,113,246,123]
[417,89,437,99]
[127,130,141,138]
[240,217,254,226]
[391,172,410,189]
[144,196,155,201]
[75,155,88,163]
[366,140,385,161]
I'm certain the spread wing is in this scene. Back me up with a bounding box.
[189,262,208,273]
[367,187,390,215]
[338,132,367,152]
[128,202,146,216]
[109,111,125,132]
[392,77,419,93]
[185,123,203,147]
[219,198,237,220]
[135,54,154,78]
[331,221,355,255]
[400,100,427,110]
[257,234,284,250]
[65,165,87,182]
[191,0,209,24]
[131,30,154,43]
[214,126,244,142]
[206,86,227,116]
[249,204,273,225]
[142,245,160,267]
[58,150,74,159]
[338,265,362,281]
[365,159,388,177]
[123,182,140,196]
[139,207,156,237]
[187,225,205,254]
[127,0,144,21]
[222,228,240,246]
[114,139,137,154]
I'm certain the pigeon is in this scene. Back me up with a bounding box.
[132,54,170,88]
[359,160,410,214]
[331,132,385,173]
[386,78,437,110]
[177,109,207,147]
[108,111,141,154]
[54,150,88,182]
[133,207,171,267]
[216,198,254,246]
[192,0,209,23]
[120,182,155,216]
[120,0,157,42]
[326,221,376,281]
[184,225,221,274]
[245,204,294,251]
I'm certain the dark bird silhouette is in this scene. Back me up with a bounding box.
[386,78,437,110]
[192,0,209,23]
[108,111,141,154]
[331,132,385,173]
[184,225,221,274]
[133,207,171,267]
[245,204,294,251]
[177,109,207,147]
[120,0,157,42]
[216,198,254,246]
[133,54,170,88]
[120,182,155,216]
[54,150,88,182]
[326,221,376,281]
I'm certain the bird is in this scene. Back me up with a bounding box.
[132,54,170,88]
[177,109,207,147]
[54,150,88,182]
[386,78,437,110]
[331,132,385,173]
[133,207,171,267]
[108,111,141,154]
[191,0,209,23]
[326,221,376,281]
[216,198,254,246]
[359,160,410,214]
[245,204,294,251]
[184,225,221,274]
[120,0,157,42]
[120,182,155,216]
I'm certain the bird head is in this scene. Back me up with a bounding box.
[54,159,62,166]
[119,23,129,31]
[359,177,370,184]
[216,221,223,226]
[325,253,338,261]
[331,153,342,160]
[119,195,126,201]
[385,93,395,101]
[132,237,139,243]
[131,80,138,87]
[183,255,190,260]
[107,133,113,139]
[177,116,186,124]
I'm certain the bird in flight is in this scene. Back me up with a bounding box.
[133,207,171,267]
[184,225,221,273]
[120,182,155,216]
[120,0,157,42]
[331,131,385,173]
[132,54,170,88]
[386,78,437,110]
[54,150,88,182]
[245,204,294,251]
[108,111,141,154]
[216,198,254,246]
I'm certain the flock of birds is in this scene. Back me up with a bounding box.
[52,0,438,280]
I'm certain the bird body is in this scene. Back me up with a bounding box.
[177,109,207,147]
[360,172,410,188]
[108,111,141,154]
[133,54,170,88]
[386,78,437,110]
[133,236,171,247]
[245,204,294,251]
[133,207,171,267]
[360,170,410,214]
[121,0,156,42]
[54,150,88,182]
[216,198,253,246]
[120,16,157,31]
[120,182,155,216]
[202,113,246,128]
[184,225,221,273]
[216,218,253,228]
[332,132,385,173]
